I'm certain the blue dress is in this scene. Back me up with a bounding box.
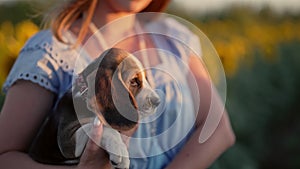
[3,16,202,169]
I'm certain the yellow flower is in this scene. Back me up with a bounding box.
[0,20,39,88]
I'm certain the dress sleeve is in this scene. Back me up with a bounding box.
[2,31,73,95]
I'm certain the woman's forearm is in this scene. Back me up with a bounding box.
[0,151,75,169]
[165,112,235,169]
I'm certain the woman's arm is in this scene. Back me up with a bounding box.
[0,80,111,169]
[166,55,235,169]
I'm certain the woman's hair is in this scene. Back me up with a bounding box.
[45,0,97,46]
[45,0,170,46]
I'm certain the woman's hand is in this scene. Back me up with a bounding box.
[75,121,111,169]
[77,120,138,169]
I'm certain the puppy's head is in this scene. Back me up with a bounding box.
[80,48,160,131]
[116,54,161,118]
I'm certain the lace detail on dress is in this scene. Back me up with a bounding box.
[2,30,81,94]
[20,40,78,75]
[3,71,57,93]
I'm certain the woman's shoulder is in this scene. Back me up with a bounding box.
[164,16,194,35]
[20,29,79,73]
[2,29,77,94]
[146,15,202,57]
[146,16,197,40]
[21,29,73,53]
[23,29,54,45]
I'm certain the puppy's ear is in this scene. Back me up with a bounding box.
[108,66,139,129]
[95,48,139,130]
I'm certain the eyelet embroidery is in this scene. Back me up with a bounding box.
[20,40,79,75]
[3,72,57,93]
[3,30,90,94]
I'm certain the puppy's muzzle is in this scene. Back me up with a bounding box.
[136,86,161,117]
[147,91,161,108]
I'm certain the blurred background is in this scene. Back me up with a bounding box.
[0,0,300,168]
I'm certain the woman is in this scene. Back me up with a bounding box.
[0,0,235,168]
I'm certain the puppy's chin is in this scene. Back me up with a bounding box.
[136,92,161,118]
[110,123,138,132]
[139,107,158,118]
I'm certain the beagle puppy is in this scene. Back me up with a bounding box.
[29,48,160,168]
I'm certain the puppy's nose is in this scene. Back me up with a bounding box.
[150,94,161,107]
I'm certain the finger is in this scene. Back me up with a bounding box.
[81,118,103,160]
[87,118,103,152]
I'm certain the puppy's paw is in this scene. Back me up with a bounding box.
[101,126,130,169]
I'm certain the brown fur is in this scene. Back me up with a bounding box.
[94,48,139,130]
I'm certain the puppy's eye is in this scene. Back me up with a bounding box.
[130,78,140,87]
